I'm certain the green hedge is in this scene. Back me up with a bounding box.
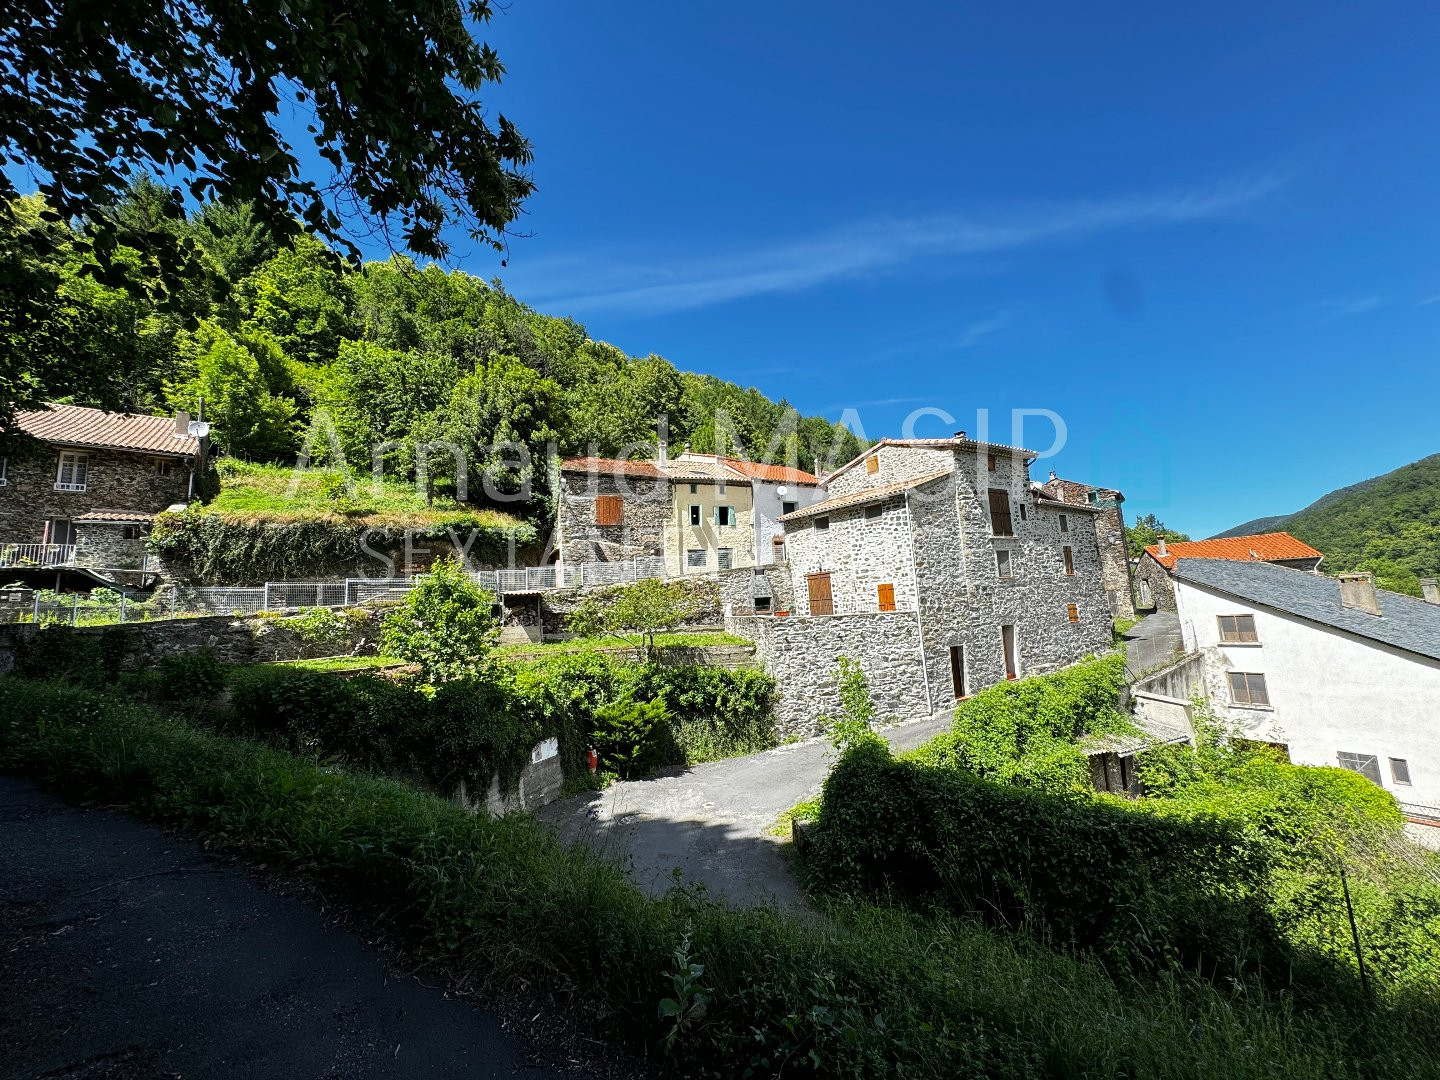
[0,677,1424,1080]
[906,654,1134,792]
[806,741,1284,980]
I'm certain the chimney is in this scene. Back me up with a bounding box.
[656,416,669,467]
[1157,537,1168,558]
[1338,572,1381,617]
[1048,470,1058,483]
[173,410,190,437]
[953,430,968,440]
[1421,578,1439,605]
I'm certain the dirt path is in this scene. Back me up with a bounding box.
[0,776,595,1080]
[538,711,954,910]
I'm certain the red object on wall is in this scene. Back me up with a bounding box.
[586,747,598,773]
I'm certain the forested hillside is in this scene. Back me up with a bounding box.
[1,180,865,522]
[1216,455,1440,595]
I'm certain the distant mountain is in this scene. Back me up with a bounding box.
[1212,454,1440,596]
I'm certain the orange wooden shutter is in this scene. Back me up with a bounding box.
[594,495,623,525]
[877,583,896,611]
[1066,603,1079,623]
[807,572,833,616]
[865,455,879,475]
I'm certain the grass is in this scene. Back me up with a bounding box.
[1112,614,1142,645]
[494,630,750,658]
[206,459,524,530]
[768,796,822,838]
[1,675,1426,1079]
[268,655,409,673]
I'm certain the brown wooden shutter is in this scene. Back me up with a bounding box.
[807,572,833,616]
[865,455,879,475]
[1063,546,1074,575]
[877,583,896,612]
[594,495,623,526]
[1066,603,1079,623]
[988,489,1014,536]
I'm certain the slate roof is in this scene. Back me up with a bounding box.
[1173,558,1440,663]
[719,457,822,486]
[17,404,200,456]
[1081,716,1192,757]
[778,469,952,522]
[1146,531,1321,571]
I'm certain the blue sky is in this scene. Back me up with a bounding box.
[466,1,1440,537]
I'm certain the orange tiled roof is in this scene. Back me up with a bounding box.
[17,404,200,456]
[559,456,664,478]
[719,458,821,486]
[1145,532,1323,572]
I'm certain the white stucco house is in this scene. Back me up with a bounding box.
[718,457,825,565]
[1172,558,1440,815]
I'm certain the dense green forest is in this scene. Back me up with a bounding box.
[1217,455,1440,595]
[1,179,866,521]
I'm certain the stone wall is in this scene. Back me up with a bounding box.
[732,610,928,737]
[823,443,953,497]
[1040,477,1136,618]
[1133,553,1176,612]
[555,469,669,566]
[74,522,151,571]
[0,447,192,545]
[716,563,794,615]
[498,642,757,669]
[533,577,722,638]
[786,493,920,615]
[0,608,384,673]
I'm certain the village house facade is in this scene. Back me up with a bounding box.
[0,405,205,585]
[1038,472,1135,619]
[1134,531,1323,612]
[737,435,1116,734]
[718,457,825,564]
[1172,559,1440,814]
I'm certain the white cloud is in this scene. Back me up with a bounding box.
[512,173,1285,316]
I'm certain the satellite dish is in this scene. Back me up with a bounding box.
[188,421,211,438]
[776,485,789,497]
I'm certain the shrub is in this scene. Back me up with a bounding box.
[591,696,670,779]
[565,578,707,657]
[631,663,777,763]
[380,556,499,683]
[155,649,229,703]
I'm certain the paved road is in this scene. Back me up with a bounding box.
[1120,611,1183,676]
[0,776,594,1080]
[539,711,953,910]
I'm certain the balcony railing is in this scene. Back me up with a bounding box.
[0,543,76,567]
[53,482,87,492]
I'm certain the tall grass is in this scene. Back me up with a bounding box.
[1,677,1433,1079]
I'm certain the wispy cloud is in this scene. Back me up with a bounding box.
[1316,295,1384,322]
[515,173,1285,317]
[1418,293,1440,307]
[953,312,1010,349]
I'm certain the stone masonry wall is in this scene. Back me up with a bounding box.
[786,495,920,615]
[555,469,669,566]
[716,563,794,615]
[823,443,952,497]
[1133,553,1176,612]
[732,610,928,737]
[73,523,151,570]
[0,447,192,545]
[1040,478,1135,618]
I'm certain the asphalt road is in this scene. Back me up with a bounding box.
[539,710,954,910]
[0,776,594,1080]
[1120,611,1183,676]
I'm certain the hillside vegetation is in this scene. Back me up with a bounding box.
[1217,454,1440,595]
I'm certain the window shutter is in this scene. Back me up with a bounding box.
[987,489,1014,536]
[594,495,623,526]
[877,583,896,612]
[1066,603,1079,623]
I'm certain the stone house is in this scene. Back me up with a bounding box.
[1038,472,1135,618]
[1134,531,1323,612]
[739,435,1115,735]
[718,457,825,565]
[0,404,204,586]
[1172,559,1440,817]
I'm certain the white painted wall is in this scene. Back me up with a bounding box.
[753,481,826,564]
[1175,578,1440,808]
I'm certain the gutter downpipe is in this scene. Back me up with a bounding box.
[903,487,934,716]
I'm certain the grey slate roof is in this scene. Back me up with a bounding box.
[1173,558,1440,663]
[1081,716,1192,757]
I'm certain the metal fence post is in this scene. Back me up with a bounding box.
[71,593,78,626]
[119,595,127,623]
[31,594,39,624]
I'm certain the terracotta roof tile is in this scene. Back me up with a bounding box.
[559,456,664,479]
[719,458,822,486]
[1145,532,1323,572]
[74,510,157,523]
[17,404,200,456]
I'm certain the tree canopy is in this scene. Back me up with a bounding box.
[0,0,533,286]
[1125,514,1191,560]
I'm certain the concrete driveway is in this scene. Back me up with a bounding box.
[1120,611,1183,676]
[538,711,953,910]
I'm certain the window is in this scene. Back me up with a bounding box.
[687,549,707,569]
[814,516,829,530]
[1227,671,1270,707]
[594,494,623,526]
[1062,545,1075,576]
[807,572,833,616]
[155,459,173,477]
[996,549,1013,579]
[689,483,698,494]
[1001,624,1018,680]
[864,504,883,519]
[1337,751,1382,786]
[689,504,702,527]
[949,645,966,699]
[865,456,879,475]
[1066,603,1080,623]
[877,583,896,612]
[987,489,1014,537]
[121,525,141,541]
[55,452,88,491]
[1018,503,1027,521]
[0,457,8,487]
[715,505,735,527]
[717,548,734,570]
[781,500,797,515]
[1217,614,1258,643]
[1059,513,1069,534]
[987,453,997,471]
[1390,757,1413,786]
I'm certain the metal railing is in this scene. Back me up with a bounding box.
[0,543,76,568]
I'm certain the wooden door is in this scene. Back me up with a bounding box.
[1001,624,1018,680]
[806,572,833,616]
[949,645,966,700]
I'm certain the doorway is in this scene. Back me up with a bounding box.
[1001,624,1018,680]
[949,645,966,700]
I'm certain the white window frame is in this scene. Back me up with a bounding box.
[0,456,8,487]
[54,451,89,492]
